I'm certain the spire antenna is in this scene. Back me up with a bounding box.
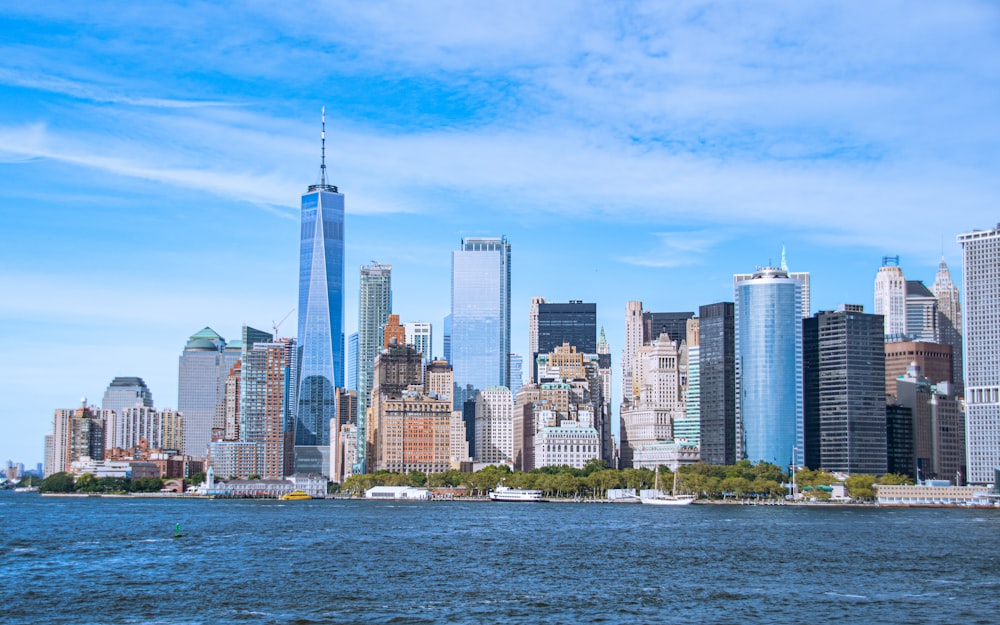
[320,106,327,187]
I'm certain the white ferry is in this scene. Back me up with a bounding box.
[488,484,543,502]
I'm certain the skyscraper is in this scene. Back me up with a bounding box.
[296,108,345,449]
[404,321,433,363]
[178,326,238,458]
[735,267,804,469]
[874,256,907,341]
[240,330,288,480]
[101,377,154,419]
[699,302,736,466]
[347,332,359,392]
[450,237,511,407]
[905,280,939,343]
[932,258,963,393]
[803,305,886,475]
[475,386,514,464]
[442,314,452,364]
[534,301,597,382]
[357,261,391,473]
[958,225,1000,484]
[528,297,545,383]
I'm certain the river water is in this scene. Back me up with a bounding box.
[2,493,998,624]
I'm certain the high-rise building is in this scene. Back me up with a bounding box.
[619,333,686,468]
[51,401,107,474]
[905,281,939,343]
[296,108,345,450]
[508,354,523,398]
[622,301,644,414]
[404,321,433,364]
[698,302,736,466]
[874,256,907,341]
[894,364,966,482]
[534,301,597,382]
[958,225,1000,484]
[347,332,359,392]
[357,261,391,472]
[596,327,613,465]
[240,328,288,480]
[367,344,424,469]
[931,258,964,395]
[383,313,405,349]
[101,377,154,419]
[803,305,886,475]
[735,267,804,469]
[528,297,545,383]
[442,314,452,364]
[678,317,701,446]
[450,236,511,408]
[643,311,694,345]
[106,406,183,454]
[884,341,953,401]
[178,327,238,458]
[734,247,810,319]
[475,386,513,465]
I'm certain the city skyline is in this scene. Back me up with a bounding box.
[3,2,999,465]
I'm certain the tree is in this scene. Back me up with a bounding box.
[39,472,75,493]
[845,474,876,500]
[75,473,97,492]
[877,473,914,486]
[408,470,426,486]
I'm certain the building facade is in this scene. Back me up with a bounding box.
[475,386,514,465]
[932,258,964,394]
[699,302,737,466]
[178,327,238,458]
[241,335,288,480]
[295,127,345,450]
[534,301,597,382]
[735,267,804,469]
[404,321,433,363]
[958,225,1000,484]
[357,261,392,471]
[874,256,907,341]
[803,305,886,475]
[101,377,154,420]
[450,237,511,409]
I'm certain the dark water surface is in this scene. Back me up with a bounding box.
[2,493,998,624]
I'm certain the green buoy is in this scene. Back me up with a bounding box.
[174,523,182,538]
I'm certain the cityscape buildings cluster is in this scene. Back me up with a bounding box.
[35,118,1000,489]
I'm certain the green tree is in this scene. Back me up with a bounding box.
[877,473,914,485]
[187,472,206,487]
[39,472,75,493]
[75,473,97,492]
[845,474,876,500]
[408,470,427,487]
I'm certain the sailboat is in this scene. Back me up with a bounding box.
[640,469,696,506]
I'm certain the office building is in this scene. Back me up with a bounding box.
[735,267,804,469]
[957,225,1000,484]
[884,341,953,401]
[874,256,907,341]
[643,311,694,345]
[905,280,939,343]
[698,302,736,466]
[241,331,288,480]
[475,386,514,465]
[101,377,153,420]
[178,326,239,458]
[620,333,686,468]
[367,344,424,468]
[895,364,966,482]
[534,301,596,382]
[404,321,433,363]
[528,297,545,383]
[295,109,345,451]
[931,258,964,393]
[803,305,886,474]
[383,313,405,349]
[106,406,183,454]
[508,354,523,398]
[51,401,108,475]
[678,317,701,446]
[450,236,511,408]
[442,315,452,364]
[886,404,915,478]
[357,261,391,470]
[347,332,359,391]
[533,422,601,470]
[734,247,810,319]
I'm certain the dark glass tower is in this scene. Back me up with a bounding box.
[295,109,345,447]
[698,302,736,466]
[534,301,596,382]
[803,305,886,474]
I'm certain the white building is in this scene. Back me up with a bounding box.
[107,406,183,452]
[404,321,433,363]
[631,440,701,472]
[533,421,600,469]
[365,486,430,500]
[958,225,1000,484]
[475,386,513,464]
[874,257,907,341]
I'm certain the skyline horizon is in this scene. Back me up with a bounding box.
[3,2,996,466]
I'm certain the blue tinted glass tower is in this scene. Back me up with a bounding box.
[295,109,344,447]
[735,267,803,470]
[451,237,511,408]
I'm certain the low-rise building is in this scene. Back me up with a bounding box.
[364,486,430,500]
[874,483,992,506]
[533,421,600,469]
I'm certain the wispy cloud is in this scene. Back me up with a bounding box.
[619,230,728,268]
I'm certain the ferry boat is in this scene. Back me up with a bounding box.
[640,470,696,506]
[488,484,543,502]
[279,490,312,501]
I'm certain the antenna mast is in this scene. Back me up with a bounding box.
[320,106,327,187]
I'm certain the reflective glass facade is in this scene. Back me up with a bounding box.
[735,269,803,469]
[451,237,511,408]
[296,187,344,446]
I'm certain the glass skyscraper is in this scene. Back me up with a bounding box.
[295,118,344,448]
[178,326,239,458]
[735,268,804,470]
[102,376,154,419]
[451,237,511,408]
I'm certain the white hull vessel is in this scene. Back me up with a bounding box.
[640,494,696,506]
[488,485,543,502]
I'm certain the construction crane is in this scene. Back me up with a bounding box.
[272,308,294,339]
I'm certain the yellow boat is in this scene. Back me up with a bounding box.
[280,490,312,501]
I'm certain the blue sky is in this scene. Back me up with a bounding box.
[2,1,998,467]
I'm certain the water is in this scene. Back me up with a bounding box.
[3,493,998,624]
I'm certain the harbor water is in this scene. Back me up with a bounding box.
[2,493,998,624]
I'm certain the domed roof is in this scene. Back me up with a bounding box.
[185,338,219,350]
